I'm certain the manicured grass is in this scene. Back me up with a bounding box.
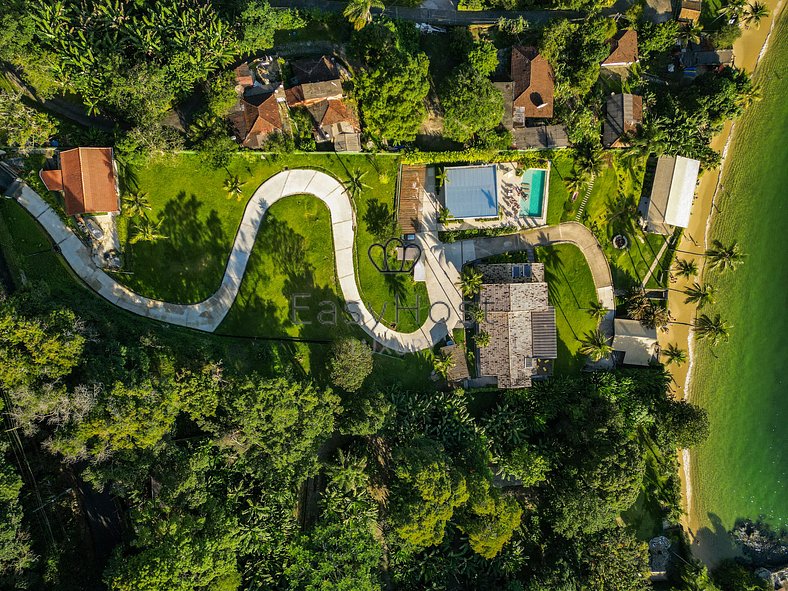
[217,194,352,340]
[545,151,578,225]
[534,244,598,375]
[113,152,429,333]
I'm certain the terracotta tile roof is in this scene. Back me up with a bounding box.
[234,63,254,88]
[511,46,554,120]
[602,29,639,67]
[320,99,358,129]
[41,147,118,216]
[286,80,343,107]
[230,93,283,149]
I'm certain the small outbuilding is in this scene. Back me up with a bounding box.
[613,319,659,366]
[603,93,643,148]
[39,147,119,216]
[513,124,570,149]
[640,155,700,235]
[678,0,702,22]
[443,165,498,219]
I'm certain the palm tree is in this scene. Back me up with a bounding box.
[742,1,769,28]
[718,0,746,19]
[432,352,455,380]
[460,266,484,298]
[681,21,704,45]
[674,258,698,279]
[624,119,668,159]
[575,142,603,178]
[224,174,245,201]
[578,329,613,362]
[736,82,762,109]
[587,300,608,323]
[626,287,651,320]
[343,0,384,31]
[346,167,370,198]
[326,450,368,493]
[130,217,167,244]
[705,239,745,272]
[683,282,715,309]
[641,303,671,332]
[566,169,588,195]
[122,191,151,218]
[475,331,491,348]
[662,343,688,366]
[693,313,732,345]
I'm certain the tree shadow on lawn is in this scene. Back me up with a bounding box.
[363,197,397,240]
[128,191,230,303]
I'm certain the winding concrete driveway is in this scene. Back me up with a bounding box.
[11,169,614,353]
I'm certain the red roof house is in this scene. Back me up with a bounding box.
[511,46,555,122]
[229,92,285,149]
[40,147,119,216]
[602,30,639,68]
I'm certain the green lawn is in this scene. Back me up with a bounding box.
[110,152,430,334]
[545,151,578,225]
[534,244,598,375]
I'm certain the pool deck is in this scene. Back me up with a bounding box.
[438,161,549,231]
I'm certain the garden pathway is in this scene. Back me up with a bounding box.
[11,169,615,352]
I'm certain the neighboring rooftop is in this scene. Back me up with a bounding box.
[641,155,700,234]
[397,165,427,235]
[290,55,340,85]
[511,46,555,122]
[476,263,557,389]
[678,0,702,21]
[602,29,639,67]
[286,55,343,107]
[613,319,658,366]
[514,124,570,150]
[443,165,498,219]
[39,147,119,216]
[681,49,734,68]
[440,343,470,383]
[307,98,361,152]
[603,93,643,148]
[229,92,284,149]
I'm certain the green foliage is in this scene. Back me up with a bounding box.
[540,17,617,98]
[580,527,650,591]
[0,435,35,583]
[712,560,770,591]
[221,376,340,473]
[329,338,374,392]
[289,107,318,152]
[206,71,239,118]
[392,438,470,549]
[657,399,710,448]
[637,21,681,62]
[458,487,523,559]
[441,65,504,144]
[0,90,57,152]
[467,40,499,77]
[353,21,430,142]
[339,389,391,436]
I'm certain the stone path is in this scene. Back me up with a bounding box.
[11,169,615,352]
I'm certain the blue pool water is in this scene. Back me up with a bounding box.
[520,168,546,217]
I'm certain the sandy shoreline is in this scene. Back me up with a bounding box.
[660,0,785,560]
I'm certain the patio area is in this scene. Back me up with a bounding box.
[439,162,549,231]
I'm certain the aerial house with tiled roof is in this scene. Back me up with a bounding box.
[511,46,555,123]
[601,29,639,69]
[229,92,286,149]
[475,263,557,389]
[39,147,119,216]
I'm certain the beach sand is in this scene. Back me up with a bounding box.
[660,0,786,556]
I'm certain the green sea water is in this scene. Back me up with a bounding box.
[688,13,788,565]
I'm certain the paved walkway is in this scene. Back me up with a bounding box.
[11,169,615,352]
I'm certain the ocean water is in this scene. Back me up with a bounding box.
[688,14,788,564]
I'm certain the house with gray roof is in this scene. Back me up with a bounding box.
[613,319,658,366]
[603,93,643,148]
[476,263,557,389]
[639,155,700,235]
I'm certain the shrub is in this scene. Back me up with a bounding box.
[329,338,374,392]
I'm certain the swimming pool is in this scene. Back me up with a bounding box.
[520,168,546,217]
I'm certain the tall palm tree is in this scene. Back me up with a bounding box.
[718,0,746,19]
[475,331,491,348]
[705,239,745,272]
[662,343,688,366]
[122,191,151,218]
[346,167,370,198]
[566,169,588,195]
[641,303,671,332]
[587,300,608,323]
[683,282,716,309]
[130,217,167,244]
[736,82,762,109]
[579,329,613,362]
[742,1,769,28]
[674,258,698,279]
[626,287,651,320]
[693,313,732,345]
[224,174,246,201]
[460,266,484,298]
[681,21,704,45]
[343,0,384,31]
[624,119,668,159]
[575,143,603,178]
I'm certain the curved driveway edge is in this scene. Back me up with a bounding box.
[11,170,614,352]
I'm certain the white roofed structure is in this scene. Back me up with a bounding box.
[613,319,658,366]
[640,155,700,235]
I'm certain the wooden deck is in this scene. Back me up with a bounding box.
[396,165,426,235]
